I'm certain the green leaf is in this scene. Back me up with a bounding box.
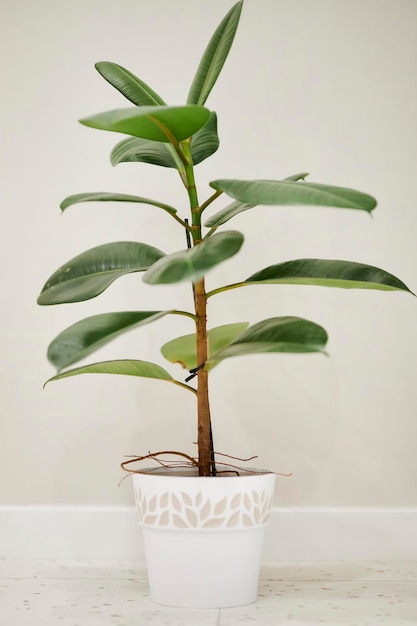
[190,112,219,165]
[207,317,328,363]
[161,322,249,370]
[187,1,243,105]
[209,179,377,212]
[245,259,414,293]
[80,105,211,143]
[60,192,177,216]
[111,136,179,168]
[143,231,244,285]
[37,242,165,305]
[203,175,310,229]
[110,112,219,169]
[95,61,166,106]
[204,200,255,229]
[45,359,196,394]
[48,311,172,371]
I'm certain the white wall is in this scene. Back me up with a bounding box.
[1,0,416,507]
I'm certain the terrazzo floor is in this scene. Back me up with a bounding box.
[1,560,416,625]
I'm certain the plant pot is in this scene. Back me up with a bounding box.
[132,465,275,608]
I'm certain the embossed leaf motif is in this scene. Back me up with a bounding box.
[243,514,253,527]
[253,507,261,524]
[159,510,169,526]
[181,491,192,506]
[148,495,157,513]
[200,499,211,521]
[144,514,157,525]
[226,511,240,527]
[231,493,242,510]
[185,508,198,527]
[252,490,260,505]
[160,492,169,508]
[173,514,188,528]
[214,497,227,516]
[172,494,182,512]
[202,517,225,528]
[244,494,251,511]
[195,492,203,507]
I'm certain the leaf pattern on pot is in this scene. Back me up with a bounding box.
[231,493,242,509]
[214,497,227,515]
[185,507,198,527]
[134,480,274,529]
[148,495,157,513]
[200,499,211,521]
[159,510,169,526]
[172,493,181,512]
[181,491,192,506]
[226,511,240,527]
[173,514,188,528]
[202,517,226,528]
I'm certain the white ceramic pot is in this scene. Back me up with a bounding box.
[132,466,275,608]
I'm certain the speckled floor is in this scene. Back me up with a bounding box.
[1,560,416,625]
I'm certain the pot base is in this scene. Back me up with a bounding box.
[132,466,275,608]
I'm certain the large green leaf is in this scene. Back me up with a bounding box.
[190,112,219,164]
[143,230,244,285]
[187,1,243,105]
[209,179,377,212]
[207,259,413,298]
[245,259,413,293]
[95,61,166,106]
[48,311,172,371]
[80,105,211,143]
[110,112,219,169]
[161,322,249,370]
[60,192,177,216]
[44,359,196,394]
[207,317,328,363]
[203,174,308,229]
[37,242,165,305]
[111,137,179,168]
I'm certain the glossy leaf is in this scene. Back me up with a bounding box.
[204,199,255,229]
[45,359,196,394]
[95,61,166,106]
[209,179,377,212]
[80,105,211,143]
[207,317,328,363]
[161,322,249,370]
[48,311,172,371]
[37,242,165,305]
[110,112,219,169]
[111,136,179,168]
[187,1,243,105]
[143,230,244,285]
[204,174,308,229]
[60,192,177,215]
[245,259,413,293]
[190,112,219,164]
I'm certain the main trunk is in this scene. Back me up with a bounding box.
[194,278,213,476]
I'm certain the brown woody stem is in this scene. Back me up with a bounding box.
[181,139,214,477]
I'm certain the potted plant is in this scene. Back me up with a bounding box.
[37,0,412,609]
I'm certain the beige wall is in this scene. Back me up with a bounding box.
[1,0,416,507]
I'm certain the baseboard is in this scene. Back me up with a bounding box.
[1,506,416,560]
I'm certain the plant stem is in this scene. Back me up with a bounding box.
[181,139,213,477]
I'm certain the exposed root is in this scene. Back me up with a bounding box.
[119,448,293,484]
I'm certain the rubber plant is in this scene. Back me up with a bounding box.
[38,1,412,478]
